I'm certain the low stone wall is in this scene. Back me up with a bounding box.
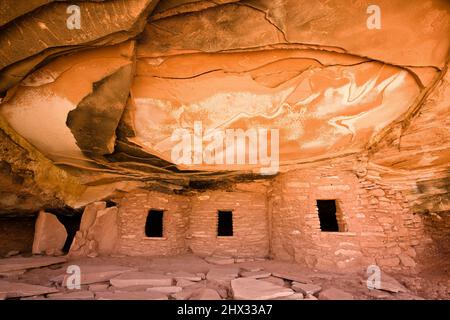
[106,165,434,272]
[114,184,269,258]
[0,216,36,257]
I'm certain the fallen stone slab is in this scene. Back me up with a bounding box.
[393,292,425,300]
[304,294,319,300]
[310,273,336,281]
[0,256,67,273]
[292,282,322,295]
[46,291,95,300]
[272,272,310,284]
[366,289,391,299]
[235,258,256,263]
[172,288,195,300]
[379,274,408,293]
[176,279,197,288]
[20,295,48,300]
[88,207,119,256]
[96,291,168,300]
[80,202,106,232]
[205,256,235,265]
[0,269,26,278]
[239,270,271,279]
[362,273,408,293]
[5,250,20,258]
[205,281,229,299]
[318,288,354,300]
[69,204,120,258]
[189,288,222,300]
[146,286,182,294]
[113,285,152,292]
[0,280,58,299]
[69,202,105,257]
[110,272,172,288]
[88,284,109,292]
[206,267,239,283]
[51,265,135,286]
[261,276,286,287]
[172,282,228,300]
[231,278,294,300]
[167,271,202,282]
[272,293,304,300]
[32,210,67,255]
[240,266,264,272]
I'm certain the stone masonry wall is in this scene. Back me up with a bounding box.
[113,166,432,271]
[269,159,428,273]
[116,189,190,256]
[188,183,269,258]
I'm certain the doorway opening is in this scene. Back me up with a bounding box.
[316,200,342,232]
[145,209,164,237]
[217,210,233,236]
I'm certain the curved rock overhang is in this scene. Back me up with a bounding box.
[0,0,448,214]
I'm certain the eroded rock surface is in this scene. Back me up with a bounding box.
[51,264,135,286]
[109,272,173,288]
[0,0,158,92]
[318,288,354,300]
[0,280,58,299]
[0,0,447,209]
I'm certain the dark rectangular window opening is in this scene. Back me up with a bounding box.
[145,209,164,237]
[316,200,341,232]
[217,210,233,236]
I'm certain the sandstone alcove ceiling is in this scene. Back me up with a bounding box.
[0,0,448,213]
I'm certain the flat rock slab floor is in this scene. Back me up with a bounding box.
[0,254,441,300]
[51,265,136,286]
[0,256,66,273]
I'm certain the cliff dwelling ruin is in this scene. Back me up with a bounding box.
[0,0,448,301]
